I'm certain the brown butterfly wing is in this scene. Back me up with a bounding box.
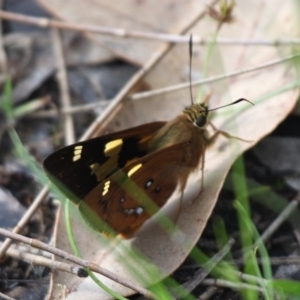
[43,122,166,201]
[80,141,191,238]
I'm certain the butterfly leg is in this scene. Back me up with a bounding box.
[193,121,250,204]
[172,190,185,226]
[207,121,252,145]
[200,143,206,194]
[190,144,207,204]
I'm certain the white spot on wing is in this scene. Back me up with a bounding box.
[145,179,153,189]
[136,207,143,215]
[125,206,144,215]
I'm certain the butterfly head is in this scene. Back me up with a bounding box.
[183,103,209,128]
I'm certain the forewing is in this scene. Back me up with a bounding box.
[43,122,166,199]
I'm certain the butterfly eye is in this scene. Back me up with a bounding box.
[195,115,206,127]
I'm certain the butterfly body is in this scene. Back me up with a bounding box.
[44,102,215,238]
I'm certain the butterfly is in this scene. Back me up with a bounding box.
[43,98,252,238]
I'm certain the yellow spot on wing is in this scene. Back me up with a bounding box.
[90,155,118,182]
[104,139,123,157]
[73,145,83,161]
[73,155,81,162]
[102,181,111,196]
[74,149,82,155]
[90,163,100,179]
[127,163,142,177]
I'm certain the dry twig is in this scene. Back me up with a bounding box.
[0,10,299,46]
[0,228,154,298]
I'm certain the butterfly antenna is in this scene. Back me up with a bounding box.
[208,98,254,112]
[189,34,194,105]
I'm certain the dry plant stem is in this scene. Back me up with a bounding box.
[131,52,300,101]
[0,1,8,74]
[254,196,300,247]
[0,10,200,43]
[1,241,87,277]
[14,96,51,119]
[31,101,109,117]
[0,292,15,300]
[33,51,300,117]
[0,186,49,259]
[0,241,52,259]
[235,271,270,288]
[0,228,153,298]
[0,10,299,46]
[216,271,281,299]
[198,286,218,300]
[51,28,75,145]
[233,256,300,266]
[9,46,299,119]
[234,195,300,264]
[294,230,300,247]
[175,238,235,299]
[201,278,265,293]
[202,273,281,297]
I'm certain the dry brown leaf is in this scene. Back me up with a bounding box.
[9,31,114,104]
[35,0,208,65]
[48,1,299,299]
